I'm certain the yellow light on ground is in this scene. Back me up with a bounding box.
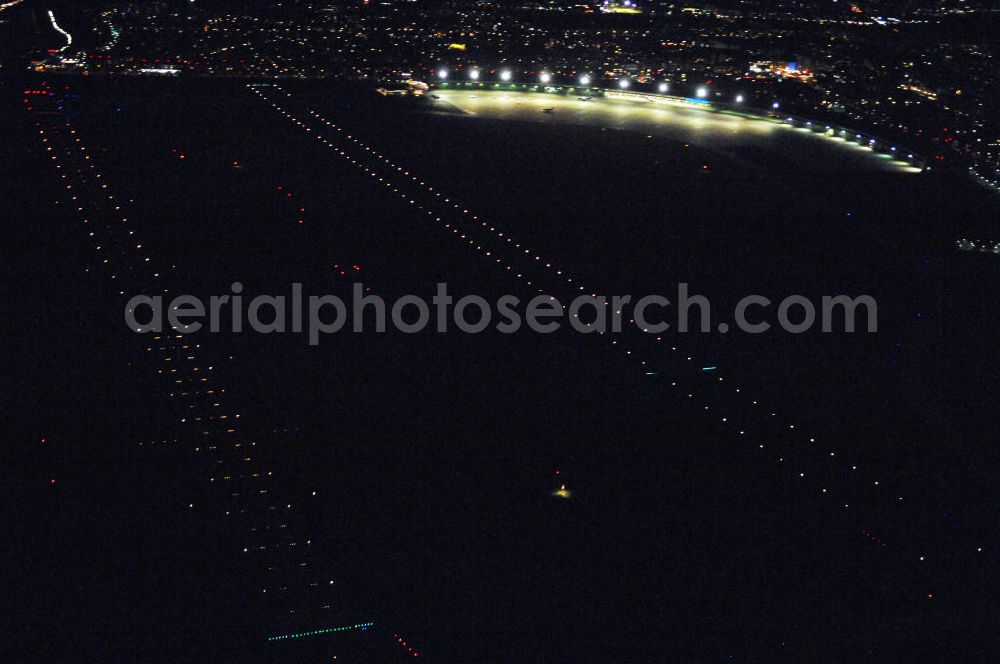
[428,89,918,174]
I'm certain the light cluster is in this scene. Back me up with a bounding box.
[27,82,364,645]
[266,621,374,642]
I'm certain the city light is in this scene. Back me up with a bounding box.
[468,68,480,80]
[618,78,630,89]
[437,68,449,80]
[539,71,552,84]
[500,69,512,82]
[658,82,669,93]
[579,74,591,86]
[696,86,708,98]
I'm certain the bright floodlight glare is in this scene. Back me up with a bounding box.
[618,78,630,89]
[735,94,744,103]
[579,74,591,86]
[500,69,512,81]
[658,82,669,93]
[468,68,479,80]
[437,68,449,80]
[696,86,708,98]
[539,71,552,84]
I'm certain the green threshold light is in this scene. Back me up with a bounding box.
[267,621,375,641]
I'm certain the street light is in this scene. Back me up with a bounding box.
[500,69,512,82]
[468,68,479,80]
[735,94,744,103]
[619,78,630,89]
[579,74,591,86]
[772,101,780,109]
[658,82,669,93]
[437,68,449,80]
[696,86,708,98]
[539,71,552,84]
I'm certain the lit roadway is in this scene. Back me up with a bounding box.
[429,88,922,174]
